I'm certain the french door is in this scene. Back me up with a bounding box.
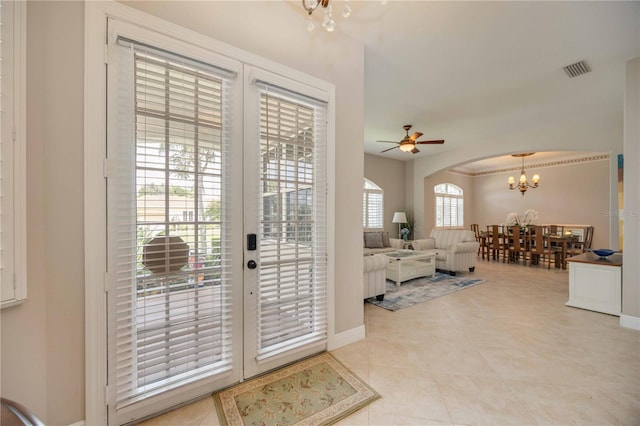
[105,20,329,425]
[243,69,329,378]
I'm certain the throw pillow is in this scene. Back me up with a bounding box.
[382,232,391,247]
[364,232,384,248]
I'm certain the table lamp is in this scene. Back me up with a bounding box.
[392,212,408,239]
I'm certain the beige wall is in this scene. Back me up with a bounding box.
[1,2,637,424]
[364,154,407,236]
[119,0,366,337]
[411,113,624,239]
[623,58,640,319]
[422,172,474,237]
[0,2,86,424]
[470,159,611,249]
[0,1,365,424]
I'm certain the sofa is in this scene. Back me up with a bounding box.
[363,231,404,256]
[411,229,479,276]
[363,254,389,300]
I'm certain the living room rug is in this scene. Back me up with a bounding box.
[213,352,380,426]
[366,272,487,311]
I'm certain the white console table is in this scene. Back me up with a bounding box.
[566,252,622,316]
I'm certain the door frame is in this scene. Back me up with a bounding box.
[84,2,335,424]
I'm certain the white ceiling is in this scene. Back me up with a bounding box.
[336,1,639,164]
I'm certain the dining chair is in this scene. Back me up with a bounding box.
[529,225,554,269]
[545,225,563,251]
[567,226,594,257]
[506,225,529,265]
[470,224,482,256]
[486,225,506,262]
[545,224,564,236]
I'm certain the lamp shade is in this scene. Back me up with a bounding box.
[392,212,408,224]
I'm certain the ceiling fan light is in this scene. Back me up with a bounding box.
[399,143,414,152]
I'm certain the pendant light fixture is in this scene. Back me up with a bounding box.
[508,153,540,196]
[302,0,351,33]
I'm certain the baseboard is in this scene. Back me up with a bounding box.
[68,421,85,426]
[620,314,640,330]
[328,325,365,351]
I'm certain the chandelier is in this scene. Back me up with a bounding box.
[302,0,351,33]
[508,153,540,196]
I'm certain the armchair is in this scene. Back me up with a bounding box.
[411,229,479,276]
[363,254,389,300]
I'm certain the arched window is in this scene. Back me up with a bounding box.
[363,178,383,229]
[434,183,463,228]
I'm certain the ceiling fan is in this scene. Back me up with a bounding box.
[377,124,445,154]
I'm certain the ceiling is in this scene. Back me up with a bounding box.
[335,1,639,164]
[448,151,608,174]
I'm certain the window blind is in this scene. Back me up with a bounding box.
[1,0,25,307]
[0,0,10,301]
[107,39,236,411]
[255,84,328,361]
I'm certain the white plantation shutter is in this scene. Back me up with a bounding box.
[0,0,25,308]
[255,82,328,360]
[363,178,383,229]
[107,36,237,415]
[435,183,464,228]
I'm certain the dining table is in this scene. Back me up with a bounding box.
[528,233,578,269]
[547,234,579,269]
[480,228,578,269]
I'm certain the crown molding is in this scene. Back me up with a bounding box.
[450,154,610,177]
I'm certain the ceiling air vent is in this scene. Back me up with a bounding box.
[563,60,591,78]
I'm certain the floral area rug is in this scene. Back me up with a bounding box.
[213,352,379,425]
[366,272,487,311]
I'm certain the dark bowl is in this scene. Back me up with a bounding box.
[592,249,615,257]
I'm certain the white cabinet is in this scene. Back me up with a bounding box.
[566,253,622,316]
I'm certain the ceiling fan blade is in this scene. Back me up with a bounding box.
[409,132,423,142]
[376,140,400,144]
[411,147,420,154]
[380,146,399,153]
[415,140,445,145]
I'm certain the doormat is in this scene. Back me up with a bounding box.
[213,352,379,425]
[366,272,487,311]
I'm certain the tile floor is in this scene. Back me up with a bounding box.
[139,260,640,425]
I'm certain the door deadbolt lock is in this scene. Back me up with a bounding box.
[247,260,257,269]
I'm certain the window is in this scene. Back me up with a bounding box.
[363,178,383,229]
[434,183,463,228]
[0,0,26,308]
